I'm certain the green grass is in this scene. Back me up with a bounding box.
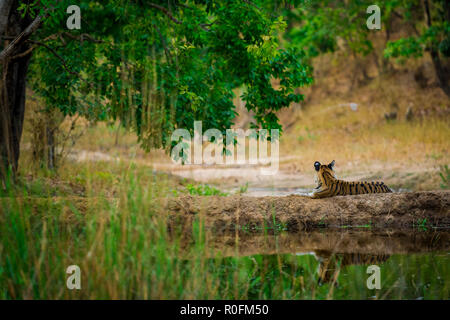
[184,183,228,196]
[0,166,448,299]
[237,182,249,195]
[439,165,449,189]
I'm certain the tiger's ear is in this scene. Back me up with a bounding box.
[314,161,321,171]
[328,160,335,169]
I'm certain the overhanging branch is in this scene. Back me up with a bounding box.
[61,32,104,44]
[10,31,104,60]
[26,40,78,75]
[243,0,261,10]
[0,13,44,60]
[149,3,182,24]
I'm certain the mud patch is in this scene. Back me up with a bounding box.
[165,191,450,232]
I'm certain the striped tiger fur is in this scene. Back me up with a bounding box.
[311,160,392,199]
[314,250,391,286]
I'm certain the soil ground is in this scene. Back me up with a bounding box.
[165,191,450,233]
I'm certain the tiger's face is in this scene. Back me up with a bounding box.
[314,160,336,188]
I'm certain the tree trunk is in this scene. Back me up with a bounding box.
[381,13,392,74]
[429,49,450,97]
[0,55,31,180]
[46,125,55,170]
[0,0,34,182]
[423,0,450,97]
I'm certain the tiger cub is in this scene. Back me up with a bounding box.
[311,160,392,199]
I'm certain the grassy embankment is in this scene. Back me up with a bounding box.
[1,45,449,300]
[1,106,448,299]
[1,163,448,299]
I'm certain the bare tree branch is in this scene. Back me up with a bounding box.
[10,31,104,60]
[149,2,182,24]
[199,21,216,31]
[26,39,96,90]
[243,0,261,10]
[153,24,172,64]
[11,45,35,59]
[27,39,78,75]
[423,0,432,27]
[61,32,104,44]
[0,0,14,37]
[175,2,194,10]
[0,12,45,60]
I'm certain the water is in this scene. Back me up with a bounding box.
[162,165,448,299]
[218,250,449,299]
[239,187,311,197]
[193,229,450,299]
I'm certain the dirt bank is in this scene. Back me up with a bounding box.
[165,191,450,232]
[203,230,450,258]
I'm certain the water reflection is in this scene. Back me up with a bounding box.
[201,229,450,258]
[312,250,391,286]
[179,229,449,299]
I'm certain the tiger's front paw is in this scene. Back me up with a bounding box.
[310,192,319,199]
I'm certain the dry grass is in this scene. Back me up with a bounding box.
[281,102,449,170]
[5,25,449,300]
[5,61,448,300]
[20,43,449,193]
[273,48,449,191]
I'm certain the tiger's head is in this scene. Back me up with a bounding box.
[314,160,336,188]
[315,250,341,287]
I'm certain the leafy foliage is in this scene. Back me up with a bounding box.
[25,0,313,152]
[281,0,449,66]
[384,0,450,60]
[185,183,228,196]
[439,165,449,189]
[284,0,378,59]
